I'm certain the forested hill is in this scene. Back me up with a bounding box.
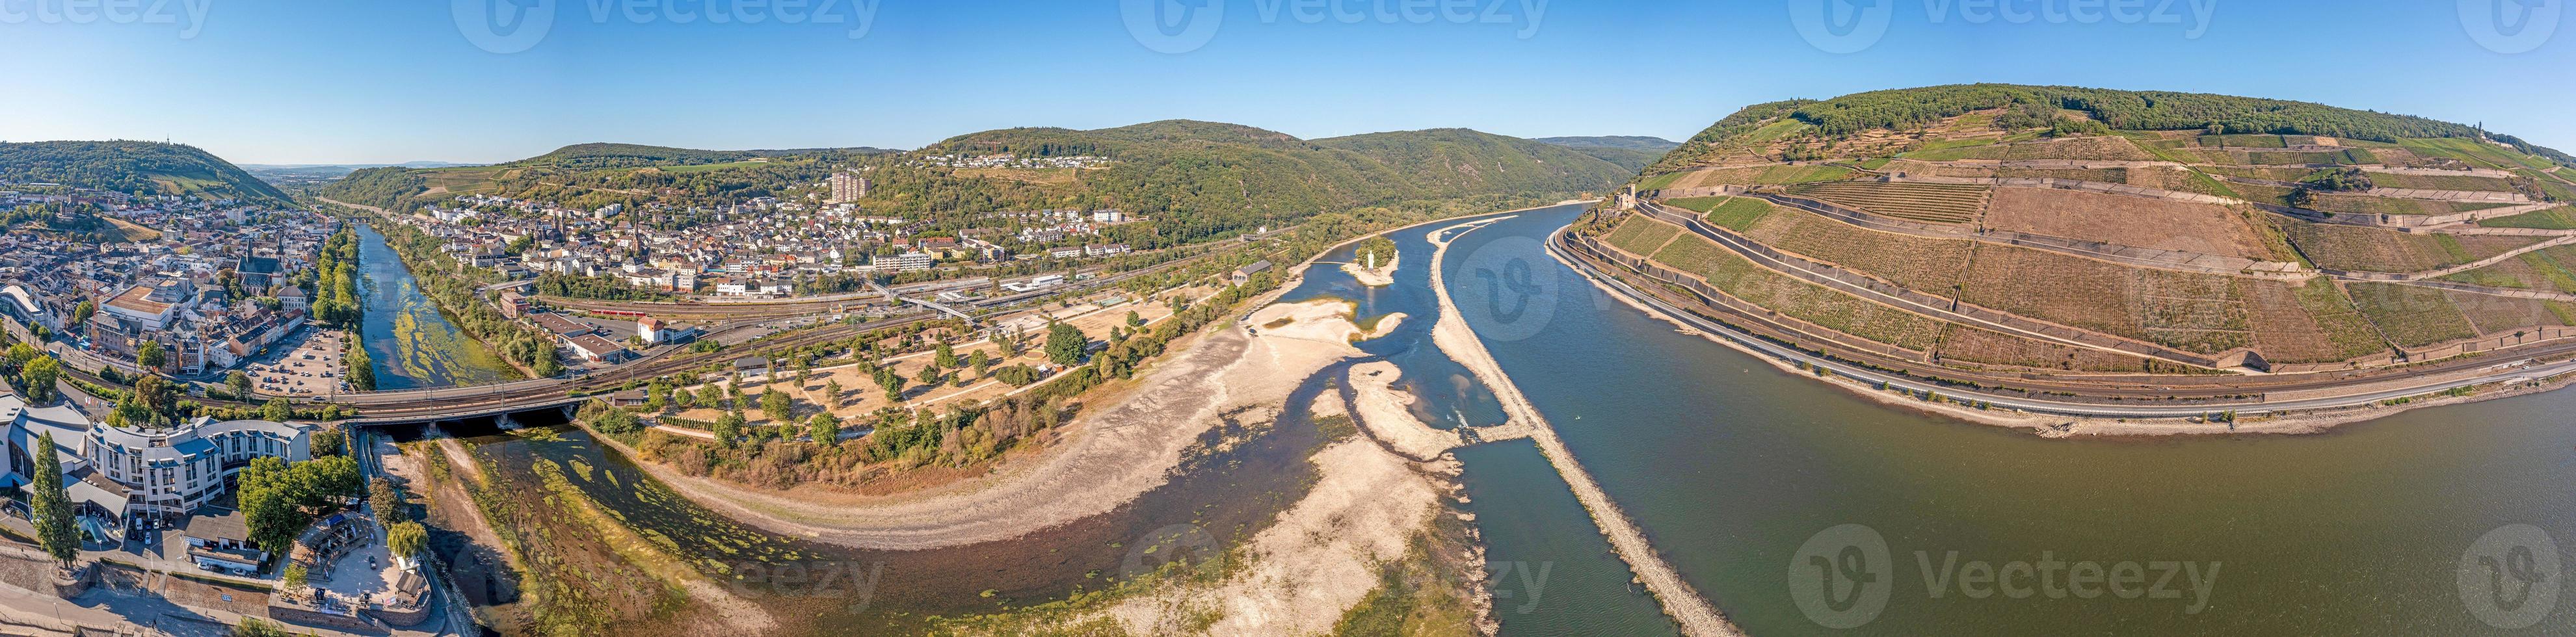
[1645,84,2575,175]
[1537,136,1682,171]
[1537,136,1681,152]
[504,142,894,170]
[929,121,1630,214]
[0,140,291,205]
[313,122,1626,249]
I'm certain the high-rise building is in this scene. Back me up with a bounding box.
[829,172,872,202]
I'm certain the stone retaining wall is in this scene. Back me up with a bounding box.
[2365,165,2521,179]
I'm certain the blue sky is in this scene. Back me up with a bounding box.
[2,0,2569,164]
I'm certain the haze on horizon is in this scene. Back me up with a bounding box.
[1,0,2569,164]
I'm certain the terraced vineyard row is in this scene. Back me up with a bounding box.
[1785,181,1992,224]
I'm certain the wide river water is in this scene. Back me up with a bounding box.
[1293,205,2576,635]
[422,205,2576,635]
[353,224,522,389]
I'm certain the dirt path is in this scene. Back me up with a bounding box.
[1429,219,1744,636]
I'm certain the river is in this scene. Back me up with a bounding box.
[1416,205,2576,635]
[352,224,522,389]
[419,204,2576,634]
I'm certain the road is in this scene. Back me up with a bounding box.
[1550,226,2576,419]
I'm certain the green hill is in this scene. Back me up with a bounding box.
[918,122,1628,242]
[0,140,291,205]
[1593,84,2576,385]
[1643,84,2574,176]
[1537,136,1681,152]
[321,122,1623,249]
[1537,136,1681,172]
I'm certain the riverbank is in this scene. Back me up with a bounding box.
[928,311,1483,635]
[579,205,1582,551]
[592,298,1362,550]
[1428,218,1742,636]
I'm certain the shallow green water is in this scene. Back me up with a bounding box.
[353,224,521,389]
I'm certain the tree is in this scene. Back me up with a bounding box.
[239,456,362,554]
[808,413,842,445]
[1126,310,1145,328]
[969,350,993,376]
[1045,322,1087,367]
[282,563,308,590]
[346,346,377,391]
[914,364,942,386]
[226,370,252,398]
[235,619,289,637]
[762,387,793,422]
[69,300,95,326]
[18,356,60,404]
[369,477,405,522]
[29,432,77,566]
[311,427,347,458]
[935,342,958,369]
[386,521,427,560]
[579,398,643,434]
[880,372,907,404]
[823,379,845,410]
[263,397,294,422]
[713,412,745,448]
[697,384,724,408]
[135,340,165,371]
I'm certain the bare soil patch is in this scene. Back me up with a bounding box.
[1984,187,2280,261]
[1742,209,1976,292]
[1958,245,2253,354]
[1932,323,2149,372]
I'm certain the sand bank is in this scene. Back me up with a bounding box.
[605,309,1367,550]
[1429,219,1744,636]
[1348,361,1464,461]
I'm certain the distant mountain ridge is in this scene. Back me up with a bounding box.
[506,142,893,170]
[1537,136,1681,152]
[317,120,1626,250]
[0,140,291,205]
[1537,136,1682,172]
[1645,83,2574,176]
[928,120,1630,222]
